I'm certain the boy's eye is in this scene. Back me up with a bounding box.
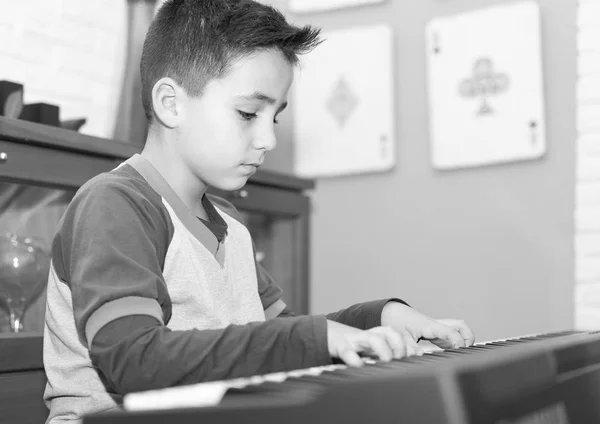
[237,110,280,124]
[238,110,257,121]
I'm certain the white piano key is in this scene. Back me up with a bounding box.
[123,381,228,411]
[262,372,290,383]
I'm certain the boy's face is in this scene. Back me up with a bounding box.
[176,49,294,191]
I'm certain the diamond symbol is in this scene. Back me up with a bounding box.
[326,77,358,128]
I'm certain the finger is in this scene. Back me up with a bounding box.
[400,330,424,356]
[370,327,407,359]
[338,346,364,368]
[424,323,465,349]
[454,321,476,346]
[437,319,476,346]
[359,332,393,362]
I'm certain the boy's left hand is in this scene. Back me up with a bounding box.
[381,302,475,349]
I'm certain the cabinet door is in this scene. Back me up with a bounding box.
[0,182,76,333]
[0,370,48,423]
[0,141,118,334]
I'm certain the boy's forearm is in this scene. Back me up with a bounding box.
[325,298,409,330]
[90,314,331,395]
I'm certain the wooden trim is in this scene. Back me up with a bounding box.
[210,185,309,217]
[0,139,121,189]
[0,333,44,372]
[295,212,310,315]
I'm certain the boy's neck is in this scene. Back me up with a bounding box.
[140,132,209,220]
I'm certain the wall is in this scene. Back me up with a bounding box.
[0,0,126,138]
[266,0,576,342]
[575,0,600,329]
[0,0,577,341]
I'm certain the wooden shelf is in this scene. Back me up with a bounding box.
[0,116,138,159]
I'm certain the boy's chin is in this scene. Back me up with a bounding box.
[212,176,250,192]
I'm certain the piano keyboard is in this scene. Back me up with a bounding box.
[89,330,600,424]
[215,331,583,400]
[223,331,580,388]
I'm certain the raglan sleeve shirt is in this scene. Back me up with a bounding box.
[58,176,407,396]
[56,177,325,396]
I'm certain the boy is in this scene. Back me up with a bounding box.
[43,0,475,422]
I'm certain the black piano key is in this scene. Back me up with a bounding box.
[403,355,445,362]
[460,345,497,351]
[430,350,470,356]
[487,341,524,347]
[496,339,531,344]
[430,350,469,356]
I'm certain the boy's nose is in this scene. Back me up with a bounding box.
[253,128,277,151]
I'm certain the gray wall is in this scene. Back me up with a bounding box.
[264,0,576,342]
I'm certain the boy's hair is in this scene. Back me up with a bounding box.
[140,0,322,121]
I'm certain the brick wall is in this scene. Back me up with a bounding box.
[576,0,600,329]
[0,0,127,138]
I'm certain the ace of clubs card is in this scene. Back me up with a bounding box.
[426,1,546,170]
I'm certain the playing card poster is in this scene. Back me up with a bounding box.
[292,25,395,178]
[426,1,546,170]
[289,0,386,14]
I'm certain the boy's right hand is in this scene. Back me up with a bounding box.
[327,320,423,367]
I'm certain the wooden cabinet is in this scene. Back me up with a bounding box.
[0,116,314,337]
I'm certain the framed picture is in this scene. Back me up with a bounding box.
[289,0,386,14]
[426,1,546,170]
[292,24,395,178]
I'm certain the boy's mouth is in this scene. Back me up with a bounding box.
[240,163,260,174]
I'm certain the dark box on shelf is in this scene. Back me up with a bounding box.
[20,102,60,127]
[0,80,24,119]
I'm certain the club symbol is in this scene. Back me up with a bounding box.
[459,58,509,116]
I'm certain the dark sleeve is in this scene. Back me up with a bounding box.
[91,314,330,395]
[325,298,410,330]
[279,299,410,327]
[207,194,286,319]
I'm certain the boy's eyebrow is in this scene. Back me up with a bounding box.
[236,92,288,111]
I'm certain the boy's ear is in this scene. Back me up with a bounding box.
[151,77,185,128]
